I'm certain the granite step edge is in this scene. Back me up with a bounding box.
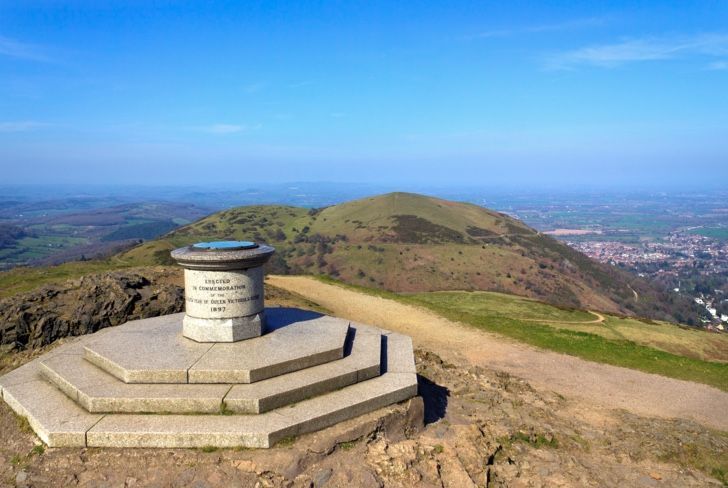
[41,333,382,415]
[85,372,418,449]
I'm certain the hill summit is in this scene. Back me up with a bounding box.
[119,192,694,321]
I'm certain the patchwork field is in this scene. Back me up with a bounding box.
[0,200,210,268]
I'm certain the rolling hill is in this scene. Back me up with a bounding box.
[116,192,698,323]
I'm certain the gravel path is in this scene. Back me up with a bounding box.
[268,275,728,432]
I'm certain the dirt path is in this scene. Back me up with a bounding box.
[521,310,605,324]
[268,275,728,432]
[629,285,640,301]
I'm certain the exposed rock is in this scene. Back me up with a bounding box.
[0,309,725,487]
[0,345,726,487]
[0,268,184,349]
[312,468,332,486]
[15,470,28,484]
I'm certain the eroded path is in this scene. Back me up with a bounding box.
[521,310,605,324]
[268,275,728,432]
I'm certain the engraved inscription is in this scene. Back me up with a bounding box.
[183,267,264,319]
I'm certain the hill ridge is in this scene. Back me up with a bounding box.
[117,192,698,323]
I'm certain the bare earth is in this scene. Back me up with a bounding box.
[2,278,726,487]
[267,275,728,432]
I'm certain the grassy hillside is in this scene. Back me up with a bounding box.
[412,291,728,391]
[113,192,697,323]
[0,260,138,299]
[414,291,728,363]
[311,276,728,391]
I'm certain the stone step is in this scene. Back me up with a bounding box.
[87,372,417,449]
[225,329,381,413]
[0,318,417,448]
[0,342,104,447]
[83,308,350,384]
[38,326,382,414]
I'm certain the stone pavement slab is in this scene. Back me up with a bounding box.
[225,326,381,413]
[0,308,418,448]
[40,325,380,415]
[0,341,85,393]
[383,333,418,374]
[1,360,103,447]
[83,309,350,384]
[84,313,212,383]
[41,353,231,414]
[188,313,350,383]
[86,372,416,448]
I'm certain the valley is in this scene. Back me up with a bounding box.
[0,197,211,269]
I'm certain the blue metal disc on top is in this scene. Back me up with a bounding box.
[191,240,258,251]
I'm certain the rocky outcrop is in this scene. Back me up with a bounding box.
[1,345,723,486]
[0,268,184,349]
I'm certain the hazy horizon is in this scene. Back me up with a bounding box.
[1,1,727,188]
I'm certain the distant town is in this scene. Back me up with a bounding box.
[489,193,727,333]
[565,232,728,330]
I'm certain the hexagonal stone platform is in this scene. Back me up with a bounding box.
[83,309,350,384]
[38,324,382,414]
[0,310,418,448]
[87,372,417,448]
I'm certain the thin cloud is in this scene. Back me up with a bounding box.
[0,35,50,62]
[289,80,314,88]
[707,60,728,71]
[547,33,728,69]
[0,121,49,132]
[242,82,266,94]
[470,17,609,40]
[201,124,259,134]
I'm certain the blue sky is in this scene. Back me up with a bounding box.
[1,1,727,188]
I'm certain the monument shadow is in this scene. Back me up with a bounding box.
[263,307,325,332]
[381,335,449,424]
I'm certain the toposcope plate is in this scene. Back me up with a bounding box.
[171,242,275,270]
[192,241,258,251]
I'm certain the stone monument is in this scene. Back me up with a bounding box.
[0,240,419,448]
[171,241,275,342]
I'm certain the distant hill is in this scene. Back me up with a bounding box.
[117,192,699,322]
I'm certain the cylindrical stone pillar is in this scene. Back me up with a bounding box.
[171,241,275,342]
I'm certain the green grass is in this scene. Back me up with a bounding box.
[658,439,728,487]
[310,192,531,239]
[14,413,32,434]
[499,432,559,449]
[413,297,728,391]
[338,440,358,450]
[0,260,131,299]
[416,290,595,322]
[692,227,728,241]
[413,291,728,363]
[275,436,297,447]
[29,444,45,456]
[110,193,679,323]
[219,401,234,416]
[315,276,728,392]
[0,235,88,262]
